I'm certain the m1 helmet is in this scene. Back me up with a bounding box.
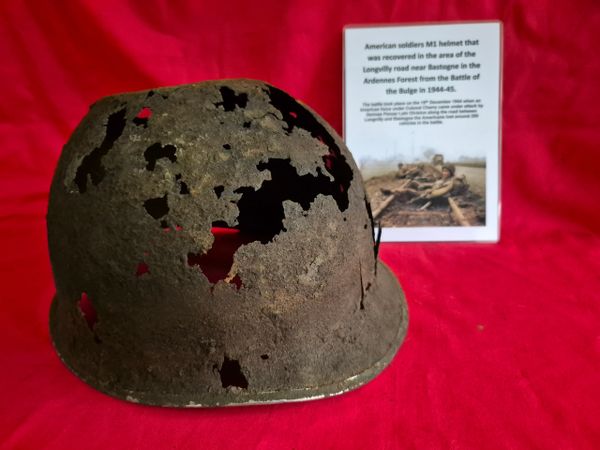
[47,79,408,406]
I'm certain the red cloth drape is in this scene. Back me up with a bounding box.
[0,1,598,448]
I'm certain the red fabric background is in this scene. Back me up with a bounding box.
[1,1,599,449]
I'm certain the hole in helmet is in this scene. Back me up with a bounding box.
[136,262,149,277]
[175,174,190,195]
[144,194,169,220]
[77,292,97,330]
[144,143,177,171]
[74,107,127,193]
[179,180,190,195]
[214,86,248,111]
[217,356,248,389]
[189,157,354,287]
[263,85,353,210]
[260,354,269,360]
[133,107,152,127]
[243,121,251,128]
[234,158,346,242]
[187,225,254,288]
[223,144,231,150]
[229,274,243,289]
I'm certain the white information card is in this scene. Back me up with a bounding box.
[344,22,501,242]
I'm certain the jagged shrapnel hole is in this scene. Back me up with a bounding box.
[215,356,248,389]
[136,262,149,277]
[140,86,359,291]
[144,143,177,171]
[234,158,347,241]
[174,174,190,195]
[133,107,152,127]
[77,293,101,343]
[187,222,254,289]
[214,86,248,111]
[187,157,353,289]
[263,84,353,211]
[179,181,190,195]
[77,292,97,330]
[74,107,127,193]
[143,195,169,230]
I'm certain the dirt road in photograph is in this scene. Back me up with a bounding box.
[363,163,486,227]
[455,165,485,197]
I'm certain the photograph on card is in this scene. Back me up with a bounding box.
[362,148,485,228]
[344,22,501,241]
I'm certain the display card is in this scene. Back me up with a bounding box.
[344,22,501,242]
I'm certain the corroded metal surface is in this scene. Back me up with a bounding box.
[47,79,408,406]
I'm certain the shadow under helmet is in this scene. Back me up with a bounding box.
[47,79,408,407]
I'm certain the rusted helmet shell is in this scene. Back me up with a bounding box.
[48,79,408,406]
